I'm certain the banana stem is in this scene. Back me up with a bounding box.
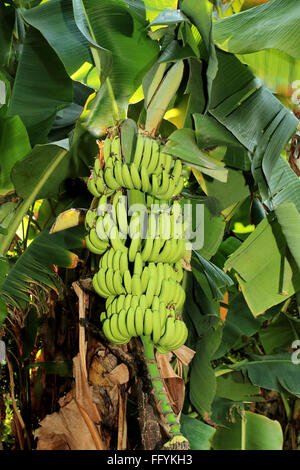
[140,335,183,439]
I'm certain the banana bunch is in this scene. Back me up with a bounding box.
[93,249,186,309]
[85,127,188,353]
[87,134,184,200]
[99,295,188,353]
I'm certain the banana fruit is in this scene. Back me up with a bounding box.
[85,128,189,353]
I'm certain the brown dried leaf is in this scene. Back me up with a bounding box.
[117,388,127,450]
[173,345,196,366]
[156,352,185,415]
[106,363,130,385]
[35,400,98,450]
[89,357,111,386]
[182,250,192,271]
[73,355,101,424]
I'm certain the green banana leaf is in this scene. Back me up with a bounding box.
[238,49,300,101]
[22,0,92,75]
[74,0,159,135]
[181,0,218,110]
[189,315,223,414]
[213,0,300,60]
[224,215,300,316]
[231,351,300,397]
[207,49,298,202]
[275,202,300,270]
[0,115,31,195]
[0,144,68,255]
[0,225,85,325]
[268,156,300,213]
[0,4,15,68]
[259,312,300,355]
[8,26,73,144]
[212,410,283,450]
[180,415,216,450]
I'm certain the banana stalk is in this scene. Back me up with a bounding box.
[141,335,189,449]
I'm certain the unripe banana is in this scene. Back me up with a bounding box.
[124,294,132,311]
[159,177,176,200]
[114,160,125,187]
[121,164,134,189]
[139,294,148,310]
[111,135,121,162]
[172,158,182,182]
[173,176,185,197]
[157,170,169,197]
[110,314,129,343]
[151,310,161,344]
[107,248,115,268]
[152,296,160,311]
[103,318,125,344]
[118,308,131,338]
[176,286,186,310]
[141,165,151,193]
[100,311,107,322]
[106,295,115,309]
[126,307,137,337]
[158,316,176,348]
[151,173,159,196]
[130,162,142,190]
[95,172,106,194]
[133,134,144,168]
[87,175,101,197]
[85,234,107,255]
[123,269,132,294]
[103,137,111,163]
[141,266,150,292]
[153,151,165,176]
[131,295,139,311]
[167,320,188,351]
[132,274,142,296]
[112,250,122,271]
[135,306,145,336]
[109,224,128,253]
[141,236,153,262]
[148,237,164,262]
[105,268,115,295]
[119,251,128,274]
[93,272,109,297]
[85,209,97,230]
[104,157,120,190]
[145,277,157,306]
[163,153,173,174]
[143,308,153,336]
[113,270,125,295]
[141,137,152,169]
[134,252,143,276]
[116,295,125,313]
[147,139,160,174]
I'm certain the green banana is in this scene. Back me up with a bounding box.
[121,164,135,189]
[133,134,144,168]
[140,136,152,170]
[104,157,120,190]
[130,162,142,190]
[143,309,153,336]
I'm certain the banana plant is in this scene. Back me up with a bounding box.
[0,0,300,451]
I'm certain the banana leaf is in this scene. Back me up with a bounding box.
[0,225,85,325]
